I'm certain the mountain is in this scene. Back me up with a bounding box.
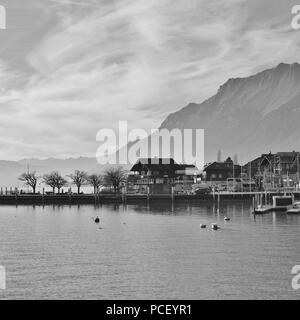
[160,63,300,163]
[0,160,25,188]
[0,157,101,187]
[1,63,300,186]
[0,156,133,187]
[18,157,99,173]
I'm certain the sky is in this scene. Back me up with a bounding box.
[0,0,299,160]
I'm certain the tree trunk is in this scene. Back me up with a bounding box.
[33,186,36,194]
[77,186,80,194]
[53,187,55,194]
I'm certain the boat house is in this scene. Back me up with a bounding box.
[243,151,300,190]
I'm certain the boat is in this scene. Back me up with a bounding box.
[253,195,295,214]
[286,204,300,214]
[253,205,273,214]
[194,183,211,195]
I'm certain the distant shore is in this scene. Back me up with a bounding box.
[0,191,299,205]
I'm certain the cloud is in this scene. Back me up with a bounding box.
[0,0,299,159]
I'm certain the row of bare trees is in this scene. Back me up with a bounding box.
[18,167,127,194]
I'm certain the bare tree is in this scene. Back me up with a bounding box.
[104,167,127,193]
[43,171,67,194]
[88,174,103,194]
[55,174,68,194]
[18,171,39,194]
[68,170,88,194]
[43,173,56,193]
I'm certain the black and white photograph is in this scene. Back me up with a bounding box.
[0,0,300,306]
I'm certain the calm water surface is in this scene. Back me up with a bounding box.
[0,201,299,300]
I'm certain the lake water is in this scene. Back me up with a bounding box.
[0,201,299,300]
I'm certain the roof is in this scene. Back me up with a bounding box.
[204,161,240,171]
[244,152,300,167]
[134,158,177,165]
[130,158,197,172]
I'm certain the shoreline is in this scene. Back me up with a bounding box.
[0,192,299,205]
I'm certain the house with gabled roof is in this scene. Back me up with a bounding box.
[129,158,198,194]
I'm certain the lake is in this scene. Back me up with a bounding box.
[0,201,299,300]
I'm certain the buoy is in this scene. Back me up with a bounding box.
[211,223,220,230]
[200,224,206,229]
[224,217,230,221]
[94,217,100,224]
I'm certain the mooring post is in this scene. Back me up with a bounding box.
[123,186,127,204]
[171,186,174,202]
[147,186,150,203]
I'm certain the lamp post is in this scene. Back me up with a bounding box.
[249,161,252,194]
[297,153,299,186]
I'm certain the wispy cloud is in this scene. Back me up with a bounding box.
[0,0,299,159]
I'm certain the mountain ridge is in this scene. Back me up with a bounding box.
[160,62,300,163]
[1,63,300,185]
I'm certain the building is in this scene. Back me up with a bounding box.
[203,157,241,182]
[244,152,300,176]
[129,158,198,194]
[243,151,300,190]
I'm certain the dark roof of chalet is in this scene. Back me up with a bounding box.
[133,158,176,165]
[204,161,240,171]
[130,158,197,172]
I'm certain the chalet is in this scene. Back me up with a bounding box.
[129,158,198,194]
[203,157,241,182]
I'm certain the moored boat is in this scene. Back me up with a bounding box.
[253,205,273,214]
[286,204,300,214]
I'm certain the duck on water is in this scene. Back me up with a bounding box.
[211,223,220,230]
[92,216,100,224]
